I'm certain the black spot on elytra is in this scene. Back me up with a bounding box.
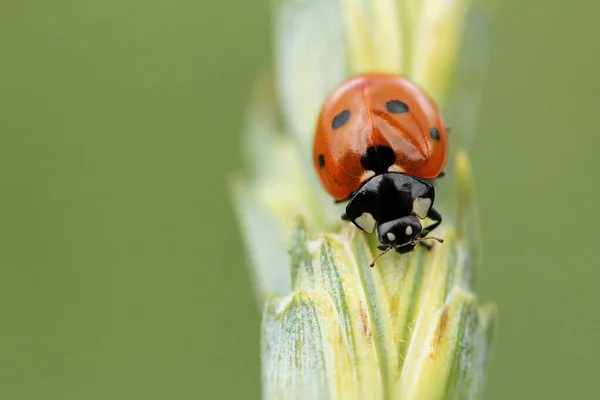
[429,127,440,141]
[386,100,409,114]
[331,109,351,130]
[318,154,325,168]
[361,146,396,175]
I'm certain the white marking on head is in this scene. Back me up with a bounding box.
[360,171,375,183]
[355,212,376,233]
[405,226,413,236]
[386,232,396,242]
[413,197,432,219]
[388,165,404,173]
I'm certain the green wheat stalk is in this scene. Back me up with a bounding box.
[232,1,496,399]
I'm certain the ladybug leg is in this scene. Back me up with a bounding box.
[418,208,442,251]
[418,241,433,250]
[379,243,418,253]
[420,207,442,238]
[341,212,350,221]
[395,243,418,254]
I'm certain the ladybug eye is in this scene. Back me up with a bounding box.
[386,100,409,114]
[429,127,440,141]
[331,109,351,130]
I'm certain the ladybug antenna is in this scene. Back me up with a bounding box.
[370,237,445,268]
[416,236,444,244]
[370,246,393,268]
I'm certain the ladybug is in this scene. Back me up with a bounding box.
[313,73,448,264]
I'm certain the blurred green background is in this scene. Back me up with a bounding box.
[0,1,599,399]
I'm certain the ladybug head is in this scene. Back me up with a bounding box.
[377,215,422,249]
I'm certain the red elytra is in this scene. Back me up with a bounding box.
[313,73,448,201]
